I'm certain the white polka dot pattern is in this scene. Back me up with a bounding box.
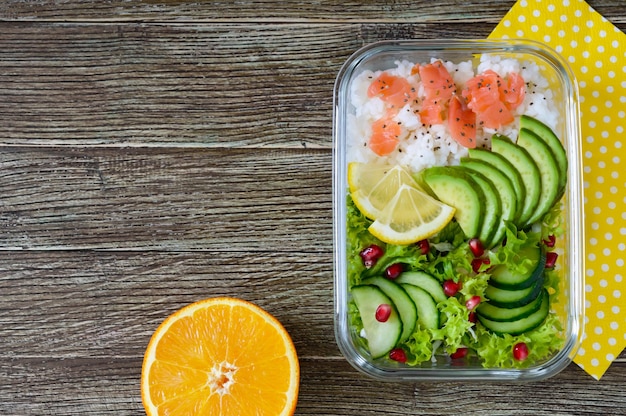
[490,0,626,381]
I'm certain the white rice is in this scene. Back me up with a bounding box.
[346,54,559,172]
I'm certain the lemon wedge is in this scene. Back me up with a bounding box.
[368,184,456,245]
[348,163,418,219]
[348,162,456,245]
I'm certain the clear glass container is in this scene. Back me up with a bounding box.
[333,39,584,381]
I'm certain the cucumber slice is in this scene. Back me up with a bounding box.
[477,289,550,335]
[401,284,440,330]
[422,166,485,239]
[517,128,561,225]
[491,135,541,227]
[476,286,544,322]
[468,148,525,225]
[460,157,516,248]
[463,168,501,248]
[362,277,417,344]
[484,275,544,308]
[395,271,447,304]
[489,245,545,290]
[351,285,402,359]
[520,115,567,197]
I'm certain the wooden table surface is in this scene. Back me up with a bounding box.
[1,1,624,414]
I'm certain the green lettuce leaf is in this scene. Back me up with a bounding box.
[406,328,434,365]
[431,297,474,354]
[473,314,564,368]
[488,223,542,276]
[346,195,377,286]
[346,189,566,369]
[425,239,472,282]
[459,272,490,301]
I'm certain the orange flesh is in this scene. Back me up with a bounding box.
[142,298,299,416]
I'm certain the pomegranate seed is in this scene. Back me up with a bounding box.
[465,295,481,311]
[384,263,404,280]
[443,279,461,297]
[375,304,392,322]
[468,311,477,324]
[471,257,490,273]
[359,244,384,268]
[450,347,468,359]
[513,342,529,361]
[545,252,558,268]
[416,239,430,255]
[389,348,407,363]
[468,238,485,257]
[543,234,556,247]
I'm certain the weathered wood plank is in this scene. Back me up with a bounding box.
[0,251,333,358]
[0,1,517,23]
[0,23,344,147]
[1,356,625,415]
[299,359,626,415]
[0,0,625,26]
[0,147,332,250]
[0,248,623,361]
[0,248,623,414]
[0,22,502,147]
[2,20,624,148]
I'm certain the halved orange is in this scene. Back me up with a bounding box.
[141,297,300,415]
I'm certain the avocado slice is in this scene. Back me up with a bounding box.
[464,169,501,249]
[460,157,517,248]
[421,166,485,239]
[520,115,568,197]
[491,135,541,228]
[468,148,526,226]
[517,128,561,225]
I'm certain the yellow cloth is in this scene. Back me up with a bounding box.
[490,0,626,380]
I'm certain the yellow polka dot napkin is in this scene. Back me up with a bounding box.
[490,0,626,380]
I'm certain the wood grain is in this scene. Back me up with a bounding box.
[0,147,332,250]
[0,251,333,358]
[2,356,625,415]
[1,250,624,415]
[0,1,624,415]
[0,22,499,147]
[0,0,625,25]
[1,1,517,22]
[0,23,343,147]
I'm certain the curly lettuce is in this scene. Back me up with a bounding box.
[431,297,475,354]
[346,192,566,369]
[474,313,564,368]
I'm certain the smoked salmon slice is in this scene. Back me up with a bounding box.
[448,95,477,148]
[417,60,456,125]
[462,70,525,129]
[418,61,456,101]
[501,71,526,109]
[367,72,416,109]
[364,65,525,152]
[368,116,401,156]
